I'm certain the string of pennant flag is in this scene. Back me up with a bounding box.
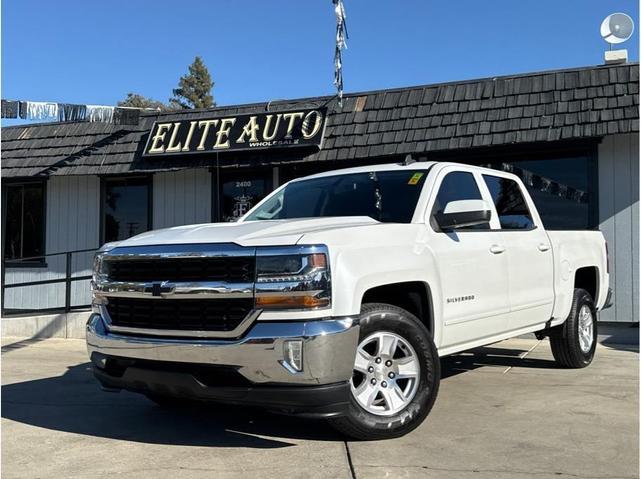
[0,99,151,125]
[496,162,589,204]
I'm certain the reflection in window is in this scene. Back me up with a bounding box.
[245,171,427,223]
[103,177,150,242]
[483,175,534,230]
[4,182,46,262]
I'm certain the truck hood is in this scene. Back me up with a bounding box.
[113,216,380,248]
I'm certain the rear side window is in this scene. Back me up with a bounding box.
[483,175,535,230]
[431,171,487,230]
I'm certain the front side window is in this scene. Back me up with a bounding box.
[483,175,534,230]
[245,170,428,223]
[103,177,151,242]
[432,171,483,214]
[3,182,46,263]
[431,171,487,230]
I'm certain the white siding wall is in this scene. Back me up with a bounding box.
[4,170,213,313]
[4,176,100,311]
[598,133,640,322]
[153,169,212,229]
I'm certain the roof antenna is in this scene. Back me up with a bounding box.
[403,154,416,166]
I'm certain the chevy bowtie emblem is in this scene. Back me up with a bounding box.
[144,281,175,297]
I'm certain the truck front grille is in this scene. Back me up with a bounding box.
[105,257,255,283]
[105,297,254,332]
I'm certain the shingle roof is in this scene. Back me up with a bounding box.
[2,63,638,178]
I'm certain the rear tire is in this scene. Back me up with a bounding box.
[328,303,440,440]
[550,288,597,368]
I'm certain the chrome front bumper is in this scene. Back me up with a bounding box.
[86,313,359,386]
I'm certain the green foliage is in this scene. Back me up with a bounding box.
[169,56,215,110]
[117,93,168,111]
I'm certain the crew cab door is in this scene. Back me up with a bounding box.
[480,173,555,331]
[427,168,511,350]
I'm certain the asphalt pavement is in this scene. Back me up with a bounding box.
[1,335,638,478]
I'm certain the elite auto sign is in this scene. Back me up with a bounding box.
[143,108,327,157]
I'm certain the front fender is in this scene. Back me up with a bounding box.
[329,245,443,347]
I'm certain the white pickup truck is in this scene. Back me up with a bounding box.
[87,161,612,439]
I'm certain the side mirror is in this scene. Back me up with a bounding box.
[435,199,491,230]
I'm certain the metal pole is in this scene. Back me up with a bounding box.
[1,257,5,316]
[65,252,72,313]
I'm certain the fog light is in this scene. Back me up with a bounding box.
[283,340,303,372]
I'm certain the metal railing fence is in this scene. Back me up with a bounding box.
[2,248,97,316]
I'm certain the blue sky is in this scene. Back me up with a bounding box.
[2,0,638,124]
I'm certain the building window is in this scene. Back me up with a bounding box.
[102,177,151,242]
[217,169,273,222]
[3,182,46,264]
[482,155,597,230]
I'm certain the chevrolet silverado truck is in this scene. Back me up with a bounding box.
[87,161,612,440]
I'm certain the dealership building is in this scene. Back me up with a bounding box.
[2,63,638,326]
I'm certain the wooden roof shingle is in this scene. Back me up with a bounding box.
[2,63,638,178]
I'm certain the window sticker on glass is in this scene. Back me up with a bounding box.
[408,172,424,185]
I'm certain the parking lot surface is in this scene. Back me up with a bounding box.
[2,335,638,479]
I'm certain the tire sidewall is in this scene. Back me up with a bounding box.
[344,304,440,436]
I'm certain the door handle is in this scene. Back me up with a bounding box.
[538,243,551,252]
[489,244,505,254]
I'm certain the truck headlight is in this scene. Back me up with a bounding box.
[91,242,119,312]
[92,242,119,283]
[255,246,331,310]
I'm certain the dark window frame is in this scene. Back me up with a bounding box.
[2,179,48,268]
[99,175,153,244]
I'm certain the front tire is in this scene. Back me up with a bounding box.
[328,303,440,440]
[550,288,597,368]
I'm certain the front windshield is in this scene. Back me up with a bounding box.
[244,170,428,223]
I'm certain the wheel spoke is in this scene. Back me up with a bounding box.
[381,384,406,411]
[354,380,379,408]
[577,305,594,353]
[354,348,372,374]
[396,356,419,379]
[377,334,398,357]
[350,330,422,416]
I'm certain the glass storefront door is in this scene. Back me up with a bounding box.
[218,169,273,222]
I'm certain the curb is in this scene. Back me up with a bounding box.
[1,311,91,339]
